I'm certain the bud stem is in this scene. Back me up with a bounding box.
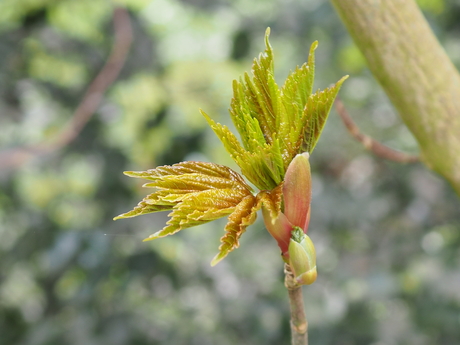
[284,263,308,345]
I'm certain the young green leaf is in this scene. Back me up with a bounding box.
[300,75,349,154]
[203,28,347,192]
[116,28,347,266]
[114,161,254,241]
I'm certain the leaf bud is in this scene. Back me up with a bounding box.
[288,227,317,285]
[283,152,312,232]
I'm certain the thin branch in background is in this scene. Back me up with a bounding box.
[335,98,419,164]
[285,264,308,345]
[0,7,133,170]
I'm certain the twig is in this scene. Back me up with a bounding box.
[285,264,308,345]
[0,7,133,170]
[335,98,419,163]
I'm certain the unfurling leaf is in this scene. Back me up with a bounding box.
[300,75,349,154]
[202,28,347,191]
[213,182,285,266]
[114,161,254,242]
[116,28,347,266]
[211,194,260,266]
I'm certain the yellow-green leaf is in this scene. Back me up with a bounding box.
[211,194,261,266]
[117,28,349,266]
[279,41,317,158]
[209,180,290,265]
[114,161,254,242]
[300,75,349,154]
[202,28,347,192]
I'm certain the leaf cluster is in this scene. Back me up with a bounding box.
[114,161,282,265]
[202,28,348,190]
[115,28,348,264]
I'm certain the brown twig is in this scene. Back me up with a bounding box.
[0,7,132,170]
[335,98,419,163]
[285,263,308,345]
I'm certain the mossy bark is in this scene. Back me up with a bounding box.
[331,0,460,195]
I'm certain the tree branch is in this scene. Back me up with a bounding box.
[335,99,419,163]
[285,264,308,345]
[0,6,132,170]
[330,0,460,195]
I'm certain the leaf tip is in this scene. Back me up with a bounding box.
[264,27,272,51]
[200,109,214,125]
[210,253,224,267]
[265,27,271,37]
[339,74,349,83]
[333,75,349,90]
[142,235,156,242]
[199,108,208,118]
[310,40,319,52]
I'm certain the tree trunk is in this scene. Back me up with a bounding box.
[330,0,460,195]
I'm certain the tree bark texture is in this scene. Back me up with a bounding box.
[331,0,460,195]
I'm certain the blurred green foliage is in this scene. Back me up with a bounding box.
[1,0,460,344]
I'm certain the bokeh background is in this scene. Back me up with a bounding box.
[1,0,460,344]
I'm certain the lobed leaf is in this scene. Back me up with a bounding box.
[211,194,261,266]
[126,160,241,180]
[231,98,267,152]
[278,41,317,162]
[300,75,348,154]
[209,179,285,267]
[202,28,347,193]
[238,27,278,139]
[201,109,247,160]
[114,161,254,243]
[235,140,285,191]
[118,28,348,266]
[280,42,317,122]
[144,188,249,241]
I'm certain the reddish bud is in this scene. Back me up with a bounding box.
[283,152,312,232]
[262,206,292,259]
